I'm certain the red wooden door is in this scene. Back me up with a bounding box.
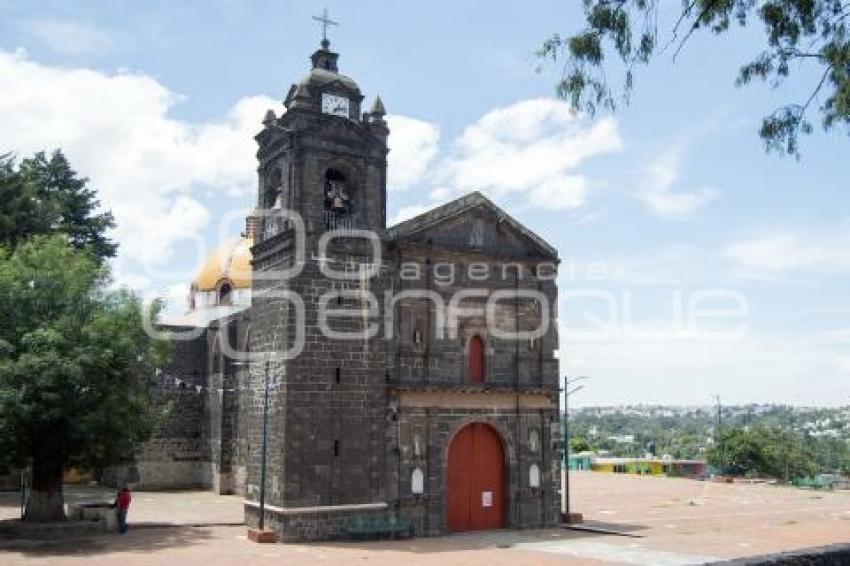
[468,336,485,383]
[447,423,505,532]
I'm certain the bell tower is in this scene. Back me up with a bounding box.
[254,38,389,240]
[246,36,392,516]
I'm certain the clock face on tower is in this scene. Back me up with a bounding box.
[321,93,350,118]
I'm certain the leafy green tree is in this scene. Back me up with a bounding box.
[708,426,816,480]
[0,154,41,249]
[570,436,592,452]
[0,237,167,521]
[708,428,766,475]
[539,1,850,156]
[0,151,116,261]
[761,428,817,480]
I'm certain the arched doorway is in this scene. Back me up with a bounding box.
[447,423,506,532]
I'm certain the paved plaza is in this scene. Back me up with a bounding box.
[1,472,849,565]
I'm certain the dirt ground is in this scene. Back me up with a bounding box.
[0,472,848,565]
[569,471,850,562]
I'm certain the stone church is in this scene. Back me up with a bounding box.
[137,38,562,540]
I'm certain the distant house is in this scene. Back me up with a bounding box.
[568,452,594,471]
[592,457,661,475]
[581,456,706,478]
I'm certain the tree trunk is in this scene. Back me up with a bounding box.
[24,459,65,522]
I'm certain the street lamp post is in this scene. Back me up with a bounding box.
[563,375,589,523]
[258,359,270,531]
[233,358,277,542]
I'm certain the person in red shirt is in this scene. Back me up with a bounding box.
[114,486,132,534]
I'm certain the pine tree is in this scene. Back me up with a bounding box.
[18,151,117,262]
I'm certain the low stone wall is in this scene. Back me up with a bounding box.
[244,500,391,542]
[710,543,850,565]
[102,461,212,491]
[135,460,213,490]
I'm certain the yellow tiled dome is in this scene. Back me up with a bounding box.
[194,237,253,292]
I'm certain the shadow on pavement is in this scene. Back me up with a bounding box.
[0,525,216,557]
[309,524,650,554]
[567,519,650,536]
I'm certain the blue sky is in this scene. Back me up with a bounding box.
[0,1,847,406]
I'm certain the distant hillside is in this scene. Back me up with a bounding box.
[566,404,850,474]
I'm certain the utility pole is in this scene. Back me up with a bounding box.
[563,375,589,524]
[716,395,724,474]
[234,359,277,543]
[785,405,793,484]
[258,359,270,531]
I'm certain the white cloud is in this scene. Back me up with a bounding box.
[387,99,620,221]
[639,150,720,219]
[389,204,434,225]
[562,325,850,406]
[22,18,111,57]
[386,115,439,191]
[0,49,275,277]
[428,186,452,200]
[528,175,587,210]
[724,232,850,273]
[438,98,622,208]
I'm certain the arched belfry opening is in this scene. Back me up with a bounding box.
[323,168,351,229]
[266,168,282,208]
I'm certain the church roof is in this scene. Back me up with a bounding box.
[193,236,253,292]
[158,304,249,329]
[298,67,359,91]
[387,191,558,259]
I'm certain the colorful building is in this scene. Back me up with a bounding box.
[567,452,593,471]
[568,455,706,478]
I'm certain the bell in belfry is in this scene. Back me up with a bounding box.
[327,179,349,214]
[331,195,347,213]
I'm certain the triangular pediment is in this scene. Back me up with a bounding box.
[388,192,557,260]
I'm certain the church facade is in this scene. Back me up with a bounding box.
[138,39,562,540]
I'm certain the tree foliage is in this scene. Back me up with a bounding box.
[707,426,817,480]
[539,1,850,156]
[570,436,593,452]
[0,151,116,261]
[569,404,850,476]
[0,236,167,520]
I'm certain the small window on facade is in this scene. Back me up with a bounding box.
[335,366,341,384]
[334,440,340,457]
[411,467,424,495]
[468,335,485,383]
[529,464,540,488]
[412,328,422,345]
[413,433,422,457]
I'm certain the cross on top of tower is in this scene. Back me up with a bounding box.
[312,8,338,49]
